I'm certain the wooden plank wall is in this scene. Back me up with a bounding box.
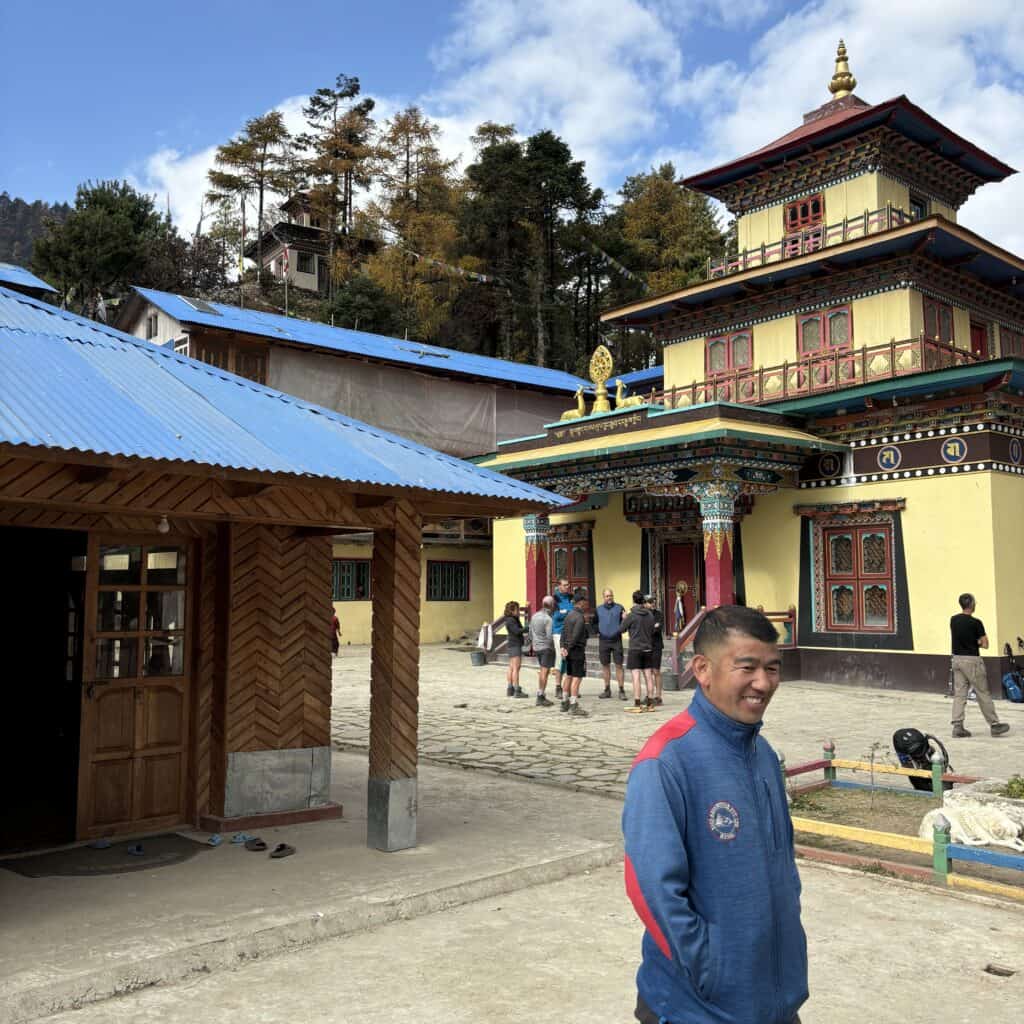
[226,524,333,754]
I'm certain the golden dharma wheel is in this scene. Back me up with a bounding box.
[589,344,614,385]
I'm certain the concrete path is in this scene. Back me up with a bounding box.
[332,645,1024,797]
[0,752,621,1024]
[37,861,1023,1023]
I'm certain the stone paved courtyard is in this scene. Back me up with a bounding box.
[332,645,1024,795]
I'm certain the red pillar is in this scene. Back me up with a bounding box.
[523,514,549,615]
[690,482,741,609]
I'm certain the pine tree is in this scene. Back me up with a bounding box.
[295,75,377,297]
[206,111,292,282]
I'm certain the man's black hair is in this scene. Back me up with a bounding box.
[632,589,645,605]
[958,592,975,611]
[572,588,587,605]
[694,605,778,654]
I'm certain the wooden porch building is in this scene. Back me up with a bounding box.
[0,286,564,854]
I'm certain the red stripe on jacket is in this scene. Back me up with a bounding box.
[624,853,671,959]
[631,709,697,768]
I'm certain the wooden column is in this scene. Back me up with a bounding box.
[523,513,549,613]
[368,500,422,851]
[689,481,742,609]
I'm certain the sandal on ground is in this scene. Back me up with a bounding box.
[231,832,257,844]
[244,838,268,852]
[269,843,296,859]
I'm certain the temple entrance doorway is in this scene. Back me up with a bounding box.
[663,543,699,631]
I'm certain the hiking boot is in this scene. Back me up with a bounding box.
[560,699,571,712]
[991,722,1010,737]
[618,689,628,700]
[506,684,515,697]
[555,685,563,700]
[952,724,971,738]
[569,703,589,717]
[654,697,663,706]
[536,694,553,707]
[513,687,529,698]
[598,688,612,699]
[643,697,656,712]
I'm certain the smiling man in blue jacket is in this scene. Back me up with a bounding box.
[622,605,807,1024]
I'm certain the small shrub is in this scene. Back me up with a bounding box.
[1003,775,1024,800]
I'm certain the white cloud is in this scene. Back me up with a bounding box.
[133,0,1024,260]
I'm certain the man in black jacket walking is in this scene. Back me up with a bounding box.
[559,590,589,717]
[622,590,657,713]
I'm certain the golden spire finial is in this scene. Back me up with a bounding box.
[828,39,857,99]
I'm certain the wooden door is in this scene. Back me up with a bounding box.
[77,536,192,839]
[664,543,699,633]
[549,537,592,608]
[970,322,988,359]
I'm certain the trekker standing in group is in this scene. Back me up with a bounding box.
[622,590,656,713]
[597,588,627,700]
[551,577,574,700]
[529,596,556,707]
[646,595,665,707]
[950,593,1010,738]
[559,590,589,717]
[503,601,528,699]
[622,605,807,1024]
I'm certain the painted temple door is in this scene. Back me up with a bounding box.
[970,322,988,359]
[549,526,593,606]
[663,543,699,630]
[77,536,192,839]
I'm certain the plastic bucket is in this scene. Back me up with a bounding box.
[469,650,488,667]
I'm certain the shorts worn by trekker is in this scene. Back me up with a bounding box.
[622,686,808,1024]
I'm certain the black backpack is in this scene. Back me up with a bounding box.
[892,728,953,792]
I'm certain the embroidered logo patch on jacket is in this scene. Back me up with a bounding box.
[707,801,740,841]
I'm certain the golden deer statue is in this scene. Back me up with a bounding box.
[559,386,587,421]
[615,378,646,410]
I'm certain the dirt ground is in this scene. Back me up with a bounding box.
[790,785,1024,888]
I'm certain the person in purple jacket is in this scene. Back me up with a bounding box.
[622,605,807,1024]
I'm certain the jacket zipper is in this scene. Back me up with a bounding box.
[750,743,784,1022]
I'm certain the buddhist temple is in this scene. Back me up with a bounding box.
[481,43,1024,691]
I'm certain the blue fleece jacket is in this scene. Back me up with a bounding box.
[596,601,625,639]
[551,590,574,634]
[622,687,807,1024]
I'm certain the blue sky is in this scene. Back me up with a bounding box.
[4,1,1024,251]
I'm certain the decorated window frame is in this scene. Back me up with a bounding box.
[1000,325,1024,358]
[820,523,894,632]
[923,296,955,345]
[797,304,852,356]
[784,194,824,233]
[705,331,753,377]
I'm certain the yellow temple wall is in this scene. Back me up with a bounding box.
[661,290,915,390]
[741,489,800,612]
[741,476,998,656]
[585,495,644,601]
[492,516,527,617]
[332,540,493,644]
[737,174,885,251]
[736,173,958,253]
[989,474,1024,649]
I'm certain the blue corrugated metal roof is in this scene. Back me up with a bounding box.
[0,286,569,508]
[132,287,589,394]
[618,365,663,389]
[0,262,57,294]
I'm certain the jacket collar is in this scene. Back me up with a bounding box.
[689,686,763,751]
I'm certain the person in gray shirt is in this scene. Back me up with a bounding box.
[529,596,556,707]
